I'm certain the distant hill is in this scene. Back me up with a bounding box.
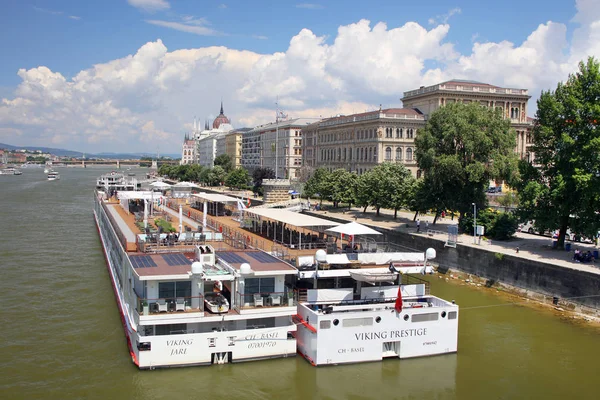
[0,143,180,159]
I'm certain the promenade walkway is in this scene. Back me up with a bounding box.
[308,205,600,276]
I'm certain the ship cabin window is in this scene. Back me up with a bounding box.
[411,313,439,322]
[244,277,275,297]
[448,311,458,320]
[343,317,373,327]
[155,324,187,336]
[158,281,192,304]
[320,320,331,329]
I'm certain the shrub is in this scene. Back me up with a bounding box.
[155,218,176,232]
[459,209,517,240]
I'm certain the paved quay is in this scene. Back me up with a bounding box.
[308,205,600,276]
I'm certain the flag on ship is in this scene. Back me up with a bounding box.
[394,285,403,313]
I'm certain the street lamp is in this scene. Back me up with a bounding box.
[472,203,477,244]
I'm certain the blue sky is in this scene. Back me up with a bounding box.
[0,0,597,153]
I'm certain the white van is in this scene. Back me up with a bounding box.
[518,220,538,234]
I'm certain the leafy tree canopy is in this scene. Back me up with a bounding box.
[225,167,250,189]
[515,57,600,247]
[214,154,233,173]
[415,102,518,217]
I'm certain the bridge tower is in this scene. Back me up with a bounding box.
[117,160,120,169]
[151,159,158,169]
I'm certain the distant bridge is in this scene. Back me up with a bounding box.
[56,159,179,168]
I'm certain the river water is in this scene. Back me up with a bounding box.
[0,167,598,400]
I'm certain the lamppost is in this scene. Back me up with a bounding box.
[472,203,477,244]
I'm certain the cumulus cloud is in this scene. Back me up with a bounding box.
[127,0,170,12]
[2,4,600,153]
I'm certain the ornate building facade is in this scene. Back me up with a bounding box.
[302,79,534,177]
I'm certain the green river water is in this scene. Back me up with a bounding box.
[0,167,598,400]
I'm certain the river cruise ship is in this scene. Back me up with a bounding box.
[93,190,297,369]
[294,250,459,366]
[96,171,141,194]
[94,185,458,369]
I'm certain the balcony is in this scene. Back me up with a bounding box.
[137,295,204,316]
[234,290,298,310]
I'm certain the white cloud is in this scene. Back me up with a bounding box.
[429,7,461,25]
[127,0,170,12]
[296,4,324,9]
[253,35,268,40]
[69,16,81,20]
[219,4,227,9]
[2,4,600,153]
[146,18,220,36]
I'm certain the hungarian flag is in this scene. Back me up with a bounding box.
[394,284,403,313]
[246,196,251,207]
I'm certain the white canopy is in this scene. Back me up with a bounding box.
[192,193,241,203]
[117,191,156,200]
[244,208,340,228]
[325,221,382,236]
[149,181,171,188]
[174,181,200,188]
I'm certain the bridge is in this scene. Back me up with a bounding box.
[56,159,180,168]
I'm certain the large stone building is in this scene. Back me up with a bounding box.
[242,117,319,179]
[401,79,533,161]
[225,128,250,169]
[180,133,196,165]
[302,79,534,177]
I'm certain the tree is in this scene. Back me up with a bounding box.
[214,154,233,173]
[252,167,275,195]
[327,169,357,208]
[303,168,331,205]
[415,102,518,222]
[225,167,250,189]
[515,57,600,248]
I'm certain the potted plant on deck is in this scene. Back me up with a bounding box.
[142,301,149,316]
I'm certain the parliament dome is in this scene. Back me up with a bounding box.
[212,102,231,129]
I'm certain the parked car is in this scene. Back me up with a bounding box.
[518,220,538,234]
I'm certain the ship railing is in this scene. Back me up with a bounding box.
[136,295,205,315]
[234,290,297,310]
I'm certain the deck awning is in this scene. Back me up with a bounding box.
[243,208,340,228]
[191,193,241,203]
[325,221,382,236]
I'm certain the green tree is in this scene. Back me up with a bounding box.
[303,168,330,205]
[225,167,250,189]
[252,167,275,195]
[327,169,357,208]
[515,57,600,248]
[214,154,233,173]
[415,102,518,222]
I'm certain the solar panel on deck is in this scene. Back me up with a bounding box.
[247,252,279,263]
[130,257,142,268]
[218,252,247,264]
[161,253,189,266]
[141,255,157,267]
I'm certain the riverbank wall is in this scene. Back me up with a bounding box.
[304,211,600,309]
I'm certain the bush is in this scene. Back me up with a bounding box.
[459,209,517,240]
[155,218,176,232]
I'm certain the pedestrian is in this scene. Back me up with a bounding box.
[416,219,421,233]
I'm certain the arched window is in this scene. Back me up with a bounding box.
[417,170,422,179]
[406,148,413,161]
[396,128,401,138]
[385,147,392,161]
[396,147,402,160]
[360,148,364,160]
[368,147,372,161]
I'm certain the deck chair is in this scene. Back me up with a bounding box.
[175,298,186,312]
[157,299,168,313]
[254,294,264,307]
[270,294,281,306]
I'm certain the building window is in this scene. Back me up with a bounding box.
[396,148,402,160]
[406,148,413,161]
[396,128,402,138]
[385,147,392,161]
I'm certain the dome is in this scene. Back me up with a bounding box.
[212,101,231,129]
[240,263,252,275]
[191,261,203,275]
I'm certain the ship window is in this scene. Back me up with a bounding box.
[375,316,381,323]
[333,319,339,326]
[343,317,373,327]
[403,314,409,321]
[441,311,447,318]
[411,313,439,322]
[448,311,457,320]
[244,277,275,297]
[320,320,331,329]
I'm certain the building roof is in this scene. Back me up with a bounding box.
[440,79,499,88]
[212,101,231,129]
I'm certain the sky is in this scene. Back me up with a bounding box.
[0,0,598,154]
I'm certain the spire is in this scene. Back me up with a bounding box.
[193,116,197,132]
[220,100,224,115]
